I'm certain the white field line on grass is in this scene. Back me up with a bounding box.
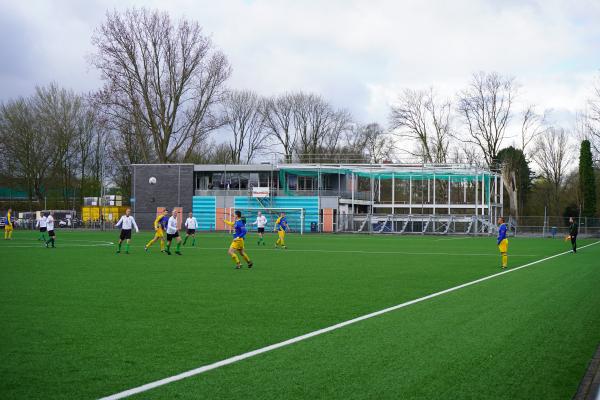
[435,236,473,241]
[98,240,600,400]
[5,240,114,248]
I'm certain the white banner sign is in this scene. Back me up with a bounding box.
[252,187,270,198]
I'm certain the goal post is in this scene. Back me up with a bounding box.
[227,207,306,235]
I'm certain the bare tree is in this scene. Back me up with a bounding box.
[359,123,395,163]
[210,142,233,164]
[293,92,351,162]
[262,93,296,163]
[532,127,572,213]
[520,105,547,156]
[34,83,82,206]
[457,72,515,167]
[449,144,482,166]
[89,115,109,196]
[389,88,451,163]
[223,90,267,164]
[105,117,155,200]
[293,92,323,160]
[0,97,52,201]
[91,8,231,163]
[75,101,101,204]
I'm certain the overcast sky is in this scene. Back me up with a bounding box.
[1,0,599,132]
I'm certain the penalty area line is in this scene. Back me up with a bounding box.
[98,240,600,400]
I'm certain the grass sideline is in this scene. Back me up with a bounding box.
[1,230,599,399]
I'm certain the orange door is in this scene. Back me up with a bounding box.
[323,208,334,232]
[216,208,228,231]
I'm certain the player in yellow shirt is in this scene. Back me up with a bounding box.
[4,208,13,240]
[145,209,168,252]
[224,211,253,269]
[497,217,508,269]
[274,212,289,249]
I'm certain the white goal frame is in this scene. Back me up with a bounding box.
[227,207,306,235]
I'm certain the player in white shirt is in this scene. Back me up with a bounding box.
[115,208,139,254]
[183,212,198,246]
[45,212,56,248]
[165,209,182,255]
[36,213,48,241]
[251,211,268,246]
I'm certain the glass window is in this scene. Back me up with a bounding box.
[229,173,240,190]
[288,174,297,190]
[239,173,249,190]
[248,173,259,188]
[259,172,270,187]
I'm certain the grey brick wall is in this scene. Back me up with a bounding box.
[131,164,194,230]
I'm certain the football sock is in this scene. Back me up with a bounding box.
[118,242,122,250]
[231,253,240,264]
[242,253,251,263]
[183,236,188,245]
[146,239,153,248]
[160,241,165,251]
[192,237,196,246]
[125,243,130,253]
[502,254,507,267]
[176,242,181,252]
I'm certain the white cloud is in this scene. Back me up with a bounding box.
[1,0,599,134]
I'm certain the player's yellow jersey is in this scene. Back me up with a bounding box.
[153,215,163,230]
[7,211,12,226]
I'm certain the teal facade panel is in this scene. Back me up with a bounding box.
[192,196,216,231]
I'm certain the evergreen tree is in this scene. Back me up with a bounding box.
[578,140,597,217]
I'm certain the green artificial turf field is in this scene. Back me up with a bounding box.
[1,230,599,399]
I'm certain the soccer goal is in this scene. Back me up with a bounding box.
[227,207,306,235]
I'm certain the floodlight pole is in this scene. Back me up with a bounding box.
[409,175,412,215]
[500,173,504,217]
[448,177,451,215]
[369,172,374,234]
[481,174,485,224]
[317,165,321,232]
[351,172,355,215]
[475,174,479,235]
[392,172,395,215]
[433,173,436,215]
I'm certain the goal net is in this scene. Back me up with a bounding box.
[226,207,305,235]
